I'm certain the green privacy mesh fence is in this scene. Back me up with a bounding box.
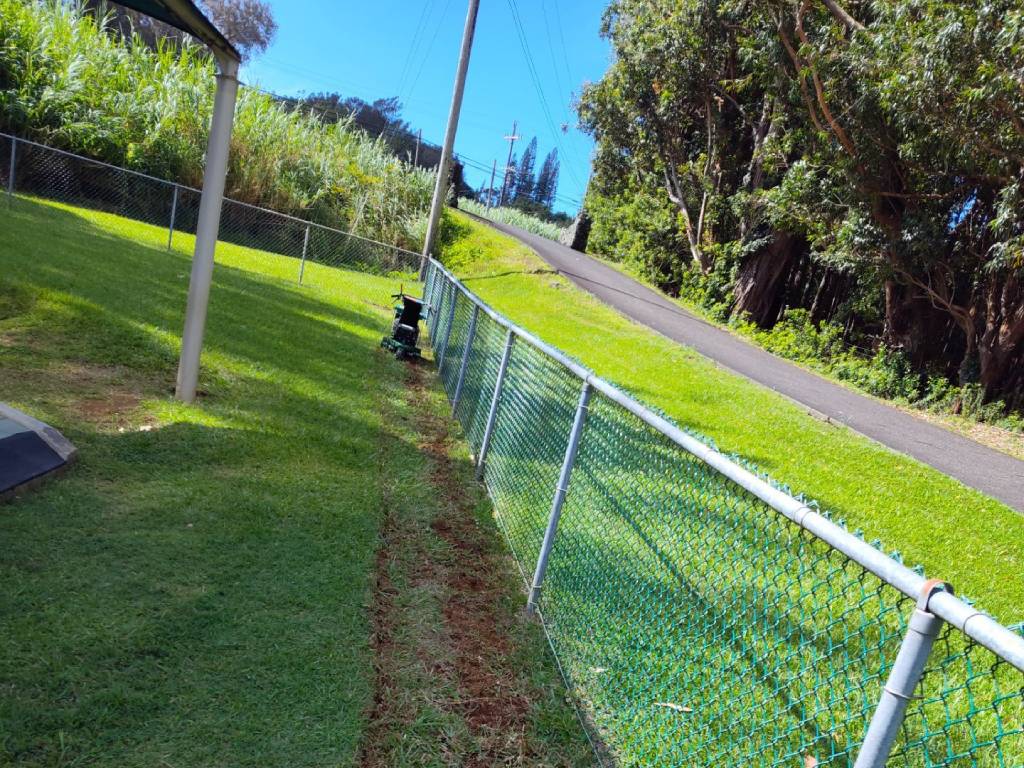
[421,260,1024,768]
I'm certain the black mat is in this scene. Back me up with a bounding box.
[0,430,65,493]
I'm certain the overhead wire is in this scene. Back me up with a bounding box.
[403,0,456,105]
[505,0,586,195]
[394,1,434,97]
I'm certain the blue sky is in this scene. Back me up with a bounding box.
[242,1,611,214]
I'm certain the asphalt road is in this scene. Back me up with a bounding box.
[479,216,1024,512]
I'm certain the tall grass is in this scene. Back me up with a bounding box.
[0,0,433,247]
[458,198,570,242]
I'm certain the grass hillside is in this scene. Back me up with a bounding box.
[438,212,1024,626]
[0,199,589,766]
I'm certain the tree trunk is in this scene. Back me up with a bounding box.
[732,231,807,326]
[884,279,962,369]
[977,271,1024,403]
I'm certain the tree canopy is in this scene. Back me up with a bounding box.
[580,0,1024,409]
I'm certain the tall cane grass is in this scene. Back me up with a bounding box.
[457,198,570,242]
[0,0,434,248]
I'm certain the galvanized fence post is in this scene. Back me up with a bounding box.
[426,263,441,333]
[528,380,593,614]
[166,185,179,251]
[298,224,311,284]
[450,305,479,416]
[475,329,515,480]
[423,262,436,324]
[853,580,948,768]
[7,137,16,205]
[436,280,458,371]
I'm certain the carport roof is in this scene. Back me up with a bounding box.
[116,0,240,62]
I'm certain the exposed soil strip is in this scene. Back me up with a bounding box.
[360,361,539,767]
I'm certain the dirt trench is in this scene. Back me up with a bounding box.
[359,361,550,767]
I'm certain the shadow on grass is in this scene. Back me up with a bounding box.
[0,199,423,766]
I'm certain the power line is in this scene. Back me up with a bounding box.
[253,54,499,126]
[395,1,434,97]
[504,0,585,192]
[402,0,456,106]
[247,79,585,209]
[540,0,570,124]
[551,0,578,100]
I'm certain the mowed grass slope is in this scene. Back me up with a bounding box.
[0,199,591,767]
[439,212,1024,625]
[0,199,401,765]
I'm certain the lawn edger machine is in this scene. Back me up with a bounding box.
[381,289,425,359]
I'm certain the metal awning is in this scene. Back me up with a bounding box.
[114,0,240,63]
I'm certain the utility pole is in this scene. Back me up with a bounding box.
[420,0,480,277]
[414,129,421,167]
[485,159,497,213]
[498,120,520,207]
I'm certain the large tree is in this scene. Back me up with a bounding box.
[580,0,1024,407]
[534,148,560,208]
[513,137,538,204]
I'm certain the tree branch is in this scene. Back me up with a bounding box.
[821,0,865,32]
[777,20,826,134]
[795,0,858,158]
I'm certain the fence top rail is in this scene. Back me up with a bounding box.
[426,257,1024,672]
[0,130,421,262]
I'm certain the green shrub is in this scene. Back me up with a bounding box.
[734,309,1023,431]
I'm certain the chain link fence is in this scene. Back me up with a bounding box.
[423,258,1024,768]
[0,131,420,284]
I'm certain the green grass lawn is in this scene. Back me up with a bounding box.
[438,212,1024,626]
[431,212,1024,766]
[0,199,589,767]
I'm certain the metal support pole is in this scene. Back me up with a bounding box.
[414,129,421,167]
[485,159,497,213]
[853,580,949,768]
[528,381,593,614]
[450,305,479,415]
[498,121,519,207]
[298,224,311,284]
[475,329,515,480]
[432,266,444,323]
[436,284,458,371]
[175,56,239,403]
[167,185,179,251]
[423,261,437,328]
[419,0,480,277]
[7,137,16,203]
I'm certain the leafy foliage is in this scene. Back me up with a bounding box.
[0,0,433,247]
[458,198,570,242]
[580,0,1024,412]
